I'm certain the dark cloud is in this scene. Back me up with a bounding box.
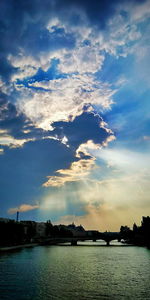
[0,107,111,217]
[0,138,75,216]
[52,112,110,150]
[0,93,111,152]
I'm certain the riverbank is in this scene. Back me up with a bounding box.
[0,243,38,252]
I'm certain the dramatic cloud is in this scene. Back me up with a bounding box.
[52,112,114,150]
[0,0,150,226]
[17,75,115,130]
[42,112,115,187]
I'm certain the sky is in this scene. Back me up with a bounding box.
[0,0,150,231]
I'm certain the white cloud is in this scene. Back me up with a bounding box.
[58,45,104,74]
[8,54,40,81]
[93,16,141,58]
[17,74,115,130]
[8,49,60,82]
[124,0,150,22]
[76,140,100,158]
[0,78,13,95]
[101,135,116,147]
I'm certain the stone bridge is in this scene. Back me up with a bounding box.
[42,232,121,246]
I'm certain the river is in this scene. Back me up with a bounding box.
[0,241,150,300]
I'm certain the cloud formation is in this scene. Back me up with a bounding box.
[8,204,39,215]
[0,0,150,224]
[17,75,115,130]
[43,158,96,187]
[42,112,115,187]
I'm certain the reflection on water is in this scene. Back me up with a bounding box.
[0,241,150,300]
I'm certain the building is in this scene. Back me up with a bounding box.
[66,223,86,237]
[36,222,46,238]
[0,218,13,223]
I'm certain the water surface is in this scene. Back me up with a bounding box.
[0,241,150,300]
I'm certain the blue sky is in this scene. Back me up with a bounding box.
[0,0,150,230]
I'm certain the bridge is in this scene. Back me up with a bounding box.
[41,232,121,246]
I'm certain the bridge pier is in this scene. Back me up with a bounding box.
[106,240,110,246]
[71,240,77,246]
